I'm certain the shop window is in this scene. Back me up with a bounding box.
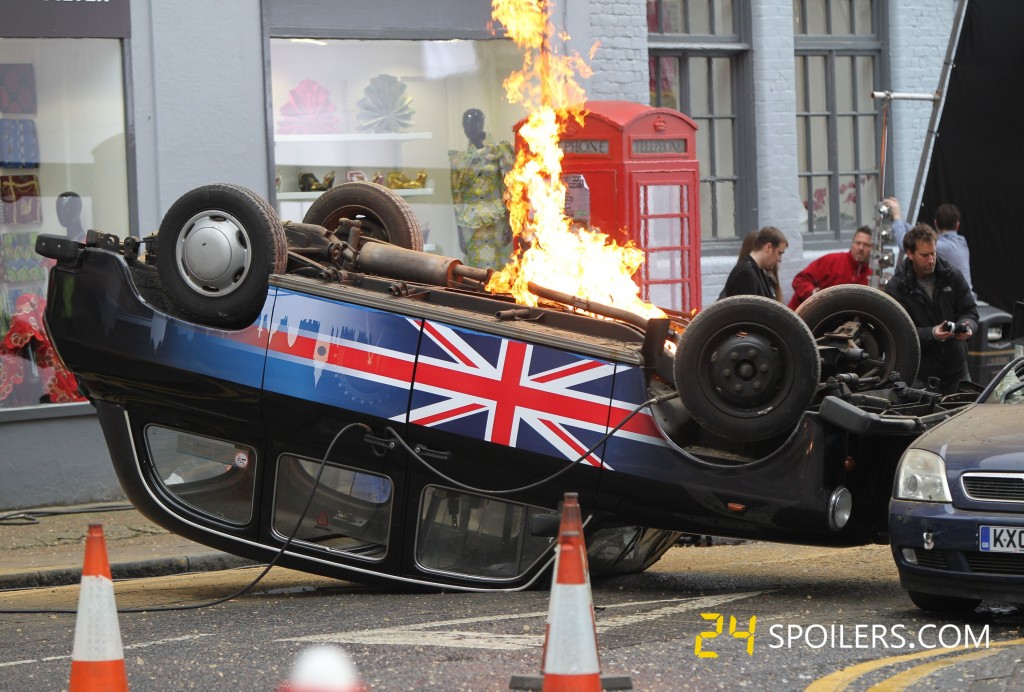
[795,0,881,238]
[0,39,128,412]
[647,0,748,242]
[268,38,526,270]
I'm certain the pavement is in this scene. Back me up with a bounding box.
[0,502,256,590]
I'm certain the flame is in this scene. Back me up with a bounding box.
[487,0,666,321]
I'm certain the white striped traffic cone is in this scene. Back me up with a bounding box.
[511,493,632,691]
[278,645,367,692]
[540,493,602,691]
[69,524,128,691]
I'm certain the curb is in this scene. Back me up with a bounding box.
[0,553,258,591]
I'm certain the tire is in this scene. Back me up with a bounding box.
[156,184,286,329]
[674,295,820,441]
[302,181,423,251]
[796,284,920,385]
[907,590,981,613]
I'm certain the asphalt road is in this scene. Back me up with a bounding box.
[2,542,1023,691]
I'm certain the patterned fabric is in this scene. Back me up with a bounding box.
[0,174,42,224]
[449,135,514,270]
[2,231,46,282]
[0,119,40,168]
[0,64,37,114]
[0,293,87,404]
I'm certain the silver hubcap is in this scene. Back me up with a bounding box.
[175,211,251,296]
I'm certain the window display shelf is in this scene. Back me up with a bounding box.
[274,132,432,167]
[278,187,434,201]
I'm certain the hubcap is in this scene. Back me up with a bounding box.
[175,211,251,296]
[708,331,783,408]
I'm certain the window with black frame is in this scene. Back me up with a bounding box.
[794,0,882,239]
[647,0,748,242]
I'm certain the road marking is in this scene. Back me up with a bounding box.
[870,648,1002,690]
[0,634,214,669]
[807,637,1024,691]
[278,591,764,650]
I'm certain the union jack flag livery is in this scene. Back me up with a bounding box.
[258,290,666,468]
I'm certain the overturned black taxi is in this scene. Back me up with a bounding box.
[35,182,976,591]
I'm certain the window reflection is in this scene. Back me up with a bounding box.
[416,486,556,580]
[147,426,257,525]
[0,39,127,411]
[273,454,393,560]
[269,38,525,267]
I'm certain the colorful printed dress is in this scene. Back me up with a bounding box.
[449,135,514,270]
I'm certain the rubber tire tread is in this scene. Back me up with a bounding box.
[156,183,286,329]
[796,284,920,384]
[302,181,423,251]
[675,295,820,441]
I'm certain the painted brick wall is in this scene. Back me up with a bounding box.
[888,1,961,223]
[747,0,803,306]
[586,0,651,104]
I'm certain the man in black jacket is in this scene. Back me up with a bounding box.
[884,223,979,394]
[719,226,788,300]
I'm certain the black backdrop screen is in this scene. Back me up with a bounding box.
[920,0,1024,312]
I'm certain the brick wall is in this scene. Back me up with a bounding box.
[586,0,650,104]
[888,1,961,223]
[566,0,959,307]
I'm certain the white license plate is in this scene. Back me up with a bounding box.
[980,526,1024,553]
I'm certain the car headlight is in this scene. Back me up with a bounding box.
[894,449,952,502]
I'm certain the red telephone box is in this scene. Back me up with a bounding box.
[517,100,701,312]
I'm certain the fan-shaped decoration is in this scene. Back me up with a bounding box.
[277,79,339,135]
[355,74,415,133]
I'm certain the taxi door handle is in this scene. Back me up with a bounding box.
[413,444,452,461]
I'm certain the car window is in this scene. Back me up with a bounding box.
[985,360,1024,405]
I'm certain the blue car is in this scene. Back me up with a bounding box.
[891,354,1024,612]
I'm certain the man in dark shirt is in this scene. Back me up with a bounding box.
[720,226,788,300]
[883,223,978,394]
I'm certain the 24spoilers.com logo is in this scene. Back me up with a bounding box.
[693,613,990,658]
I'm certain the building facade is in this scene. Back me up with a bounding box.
[0,0,957,508]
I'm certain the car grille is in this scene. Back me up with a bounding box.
[912,549,948,569]
[965,552,1024,575]
[962,473,1024,502]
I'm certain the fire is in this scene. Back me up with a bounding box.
[487,0,666,321]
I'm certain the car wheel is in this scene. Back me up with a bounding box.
[907,590,981,613]
[674,295,820,441]
[796,285,920,384]
[302,181,423,251]
[156,183,286,329]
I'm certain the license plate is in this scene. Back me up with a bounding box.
[980,526,1024,553]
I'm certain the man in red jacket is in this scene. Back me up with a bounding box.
[788,226,873,309]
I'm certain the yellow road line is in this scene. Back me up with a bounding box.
[806,637,1024,691]
[867,648,1001,691]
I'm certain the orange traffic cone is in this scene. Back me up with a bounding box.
[510,493,632,691]
[278,645,367,692]
[69,524,128,692]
